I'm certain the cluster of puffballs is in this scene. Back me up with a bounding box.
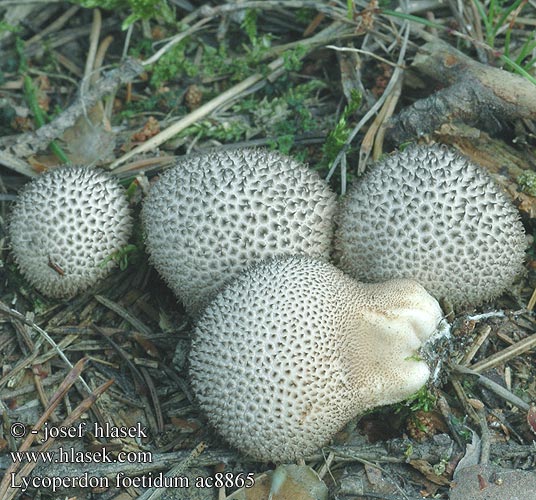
[8,145,527,463]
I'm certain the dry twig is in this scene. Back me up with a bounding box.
[452,364,531,412]
[468,333,536,374]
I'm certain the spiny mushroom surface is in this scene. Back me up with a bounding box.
[141,148,336,315]
[9,165,132,298]
[335,144,526,307]
[189,256,444,463]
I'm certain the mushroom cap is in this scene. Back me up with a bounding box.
[9,165,132,298]
[189,256,444,463]
[335,144,526,307]
[141,148,336,315]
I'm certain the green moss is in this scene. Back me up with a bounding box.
[264,81,320,154]
[395,386,437,413]
[283,45,308,72]
[117,88,187,121]
[150,39,198,87]
[153,35,271,86]
[518,171,536,197]
[100,244,139,271]
[198,43,228,79]
[0,21,21,35]
[241,9,259,46]
[320,89,361,174]
[72,0,124,8]
[128,37,154,59]
[174,80,323,153]
[177,118,250,143]
[70,0,174,29]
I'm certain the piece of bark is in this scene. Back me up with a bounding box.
[386,40,536,145]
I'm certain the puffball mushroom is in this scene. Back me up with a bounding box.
[141,148,336,315]
[335,144,526,307]
[189,255,445,463]
[9,165,132,298]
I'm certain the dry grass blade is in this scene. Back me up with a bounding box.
[109,155,176,177]
[360,73,403,167]
[82,9,102,92]
[0,150,38,177]
[181,1,347,25]
[24,5,80,46]
[109,57,286,169]
[527,287,536,310]
[326,20,410,190]
[460,325,492,365]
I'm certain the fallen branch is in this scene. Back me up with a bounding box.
[386,40,536,145]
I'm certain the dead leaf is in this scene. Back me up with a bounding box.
[453,430,481,479]
[364,463,383,486]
